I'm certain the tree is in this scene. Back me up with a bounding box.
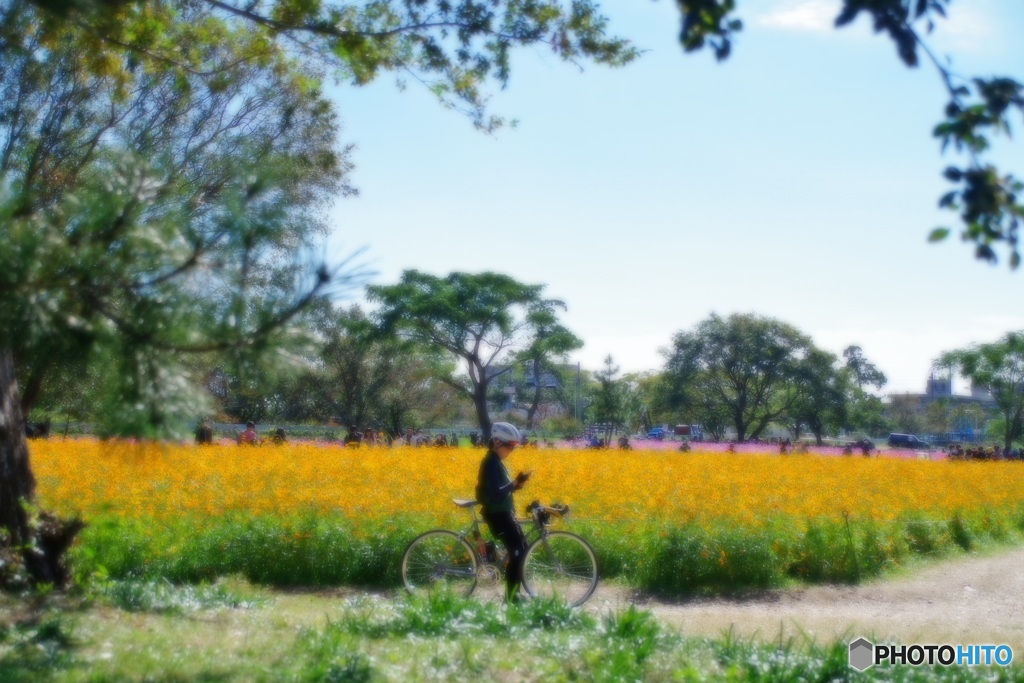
[843,346,888,391]
[846,393,893,438]
[544,362,593,426]
[786,348,851,445]
[662,313,812,442]
[924,398,955,435]
[0,2,353,583]
[3,0,350,419]
[621,371,663,434]
[515,301,583,429]
[272,303,458,432]
[367,271,577,436]
[24,0,637,132]
[676,0,1023,268]
[653,359,728,441]
[887,395,926,436]
[837,345,893,437]
[938,333,1024,452]
[591,355,626,444]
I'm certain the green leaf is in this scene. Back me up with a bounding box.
[928,227,951,242]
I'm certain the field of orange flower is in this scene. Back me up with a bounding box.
[30,439,1024,595]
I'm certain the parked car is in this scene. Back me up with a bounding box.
[647,427,666,440]
[887,433,930,449]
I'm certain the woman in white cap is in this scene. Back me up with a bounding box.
[475,421,531,603]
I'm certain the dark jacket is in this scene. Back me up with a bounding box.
[476,449,516,514]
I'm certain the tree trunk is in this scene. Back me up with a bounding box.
[19,364,46,416]
[0,347,35,550]
[734,415,746,443]
[526,359,541,429]
[0,347,82,587]
[1004,406,1015,454]
[473,380,492,440]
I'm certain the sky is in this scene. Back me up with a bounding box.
[324,0,1024,395]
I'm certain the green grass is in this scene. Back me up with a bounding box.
[69,507,1024,598]
[89,577,268,614]
[2,589,1021,682]
[0,615,76,683]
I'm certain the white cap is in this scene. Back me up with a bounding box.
[490,422,522,443]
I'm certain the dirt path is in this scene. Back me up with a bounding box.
[590,548,1024,649]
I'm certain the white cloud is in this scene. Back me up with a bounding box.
[755,0,840,33]
[929,3,997,53]
[754,0,1001,54]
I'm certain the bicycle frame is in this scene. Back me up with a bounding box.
[451,503,554,570]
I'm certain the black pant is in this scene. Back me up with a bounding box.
[482,510,529,598]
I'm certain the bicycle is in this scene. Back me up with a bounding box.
[401,499,599,607]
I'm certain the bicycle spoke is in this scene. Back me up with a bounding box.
[402,531,478,597]
[522,532,598,607]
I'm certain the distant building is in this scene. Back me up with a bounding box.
[926,375,951,398]
[889,374,995,410]
[888,373,996,441]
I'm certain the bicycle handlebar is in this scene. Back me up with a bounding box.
[525,500,570,525]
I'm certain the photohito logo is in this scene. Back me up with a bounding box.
[849,638,1013,670]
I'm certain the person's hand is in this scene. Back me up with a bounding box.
[515,471,532,487]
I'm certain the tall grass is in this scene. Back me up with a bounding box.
[71,507,1024,596]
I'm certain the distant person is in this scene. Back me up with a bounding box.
[195,420,214,445]
[271,428,287,445]
[344,426,361,447]
[239,421,260,445]
[617,436,632,450]
[25,418,51,439]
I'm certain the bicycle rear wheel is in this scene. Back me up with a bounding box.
[522,531,598,607]
[401,530,478,597]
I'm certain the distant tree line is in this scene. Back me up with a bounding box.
[28,301,899,445]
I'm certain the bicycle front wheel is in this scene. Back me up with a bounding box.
[401,530,478,598]
[522,531,598,607]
